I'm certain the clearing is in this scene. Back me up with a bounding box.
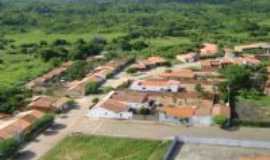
[40,135,170,160]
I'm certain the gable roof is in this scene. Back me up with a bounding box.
[161,106,195,118]
[100,99,129,113]
[160,69,195,79]
[0,119,31,140]
[110,91,148,103]
[29,96,56,109]
[200,43,218,55]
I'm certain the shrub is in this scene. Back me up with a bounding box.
[30,114,54,133]
[139,107,151,115]
[101,86,114,93]
[92,98,99,104]
[85,82,99,95]
[0,138,19,160]
[213,115,227,125]
[126,67,137,74]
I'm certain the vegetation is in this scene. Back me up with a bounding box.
[218,64,268,121]
[85,82,100,95]
[29,114,54,134]
[40,135,170,160]
[213,115,227,126]
[0,138,19,160]
[0,86,32,113]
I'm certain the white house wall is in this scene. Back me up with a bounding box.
[88,107,132,120]
[130,83,180,93]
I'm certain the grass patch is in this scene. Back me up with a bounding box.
[5,30,125,45]
[40,135,170,160]
[0,53,53,89]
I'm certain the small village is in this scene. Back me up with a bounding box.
[1,42,270,160]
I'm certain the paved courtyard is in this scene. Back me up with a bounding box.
[176,144,270,160]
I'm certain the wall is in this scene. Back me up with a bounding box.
[88,107,133,120]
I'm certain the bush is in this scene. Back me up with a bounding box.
[0,138,19,160]
[85,82,99,95]
[139,107,151,115]
[92,98,99,104]
[213,115,227,125]
[126,67,137,74]
[30,114,54,133]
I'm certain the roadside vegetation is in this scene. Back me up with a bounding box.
[40,135,170,160]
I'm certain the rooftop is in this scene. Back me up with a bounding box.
[100,99,129,113]
[110,91,148,103]
[161,106,195,118]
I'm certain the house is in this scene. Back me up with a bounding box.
[212,104,231,118]
[109,91,150,110]
[0,110,44,141]
[200,59,221,71]
[129,79,183,93]
[159,106,195,124]
[176,52,199,63]
[67,59,129,96]
[224,48,236,60]
[26,61,73,89]
[143,56,167,66]
[191,100,214,126]
[88,99,132,120]
[159,69,196,81]
[200,43,219,57]
[19,110,44,124]
[53,97,72,113]
[0,119,31,141]
[130,56,167,71]
[234,42,270,52]
[29,96,56,112]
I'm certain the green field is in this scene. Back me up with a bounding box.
[40,135,170,160]
[0,53,53,89]
[5,30,125,45]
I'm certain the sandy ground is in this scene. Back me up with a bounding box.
[176,144,270,160]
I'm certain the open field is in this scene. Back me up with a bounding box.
[39,135,170,160]
[5,30,125,45]
[176,144,270,160]
[0,53,53,89]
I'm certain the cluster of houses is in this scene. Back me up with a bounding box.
[0,95,73,141]
[67,59,130,96]
[88,58,231,126]
[0,110,44,141]
[130,56,168,71]
[26,61,73,90]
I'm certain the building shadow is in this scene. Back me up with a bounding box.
[15,150,36,160]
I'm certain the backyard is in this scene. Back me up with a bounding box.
[40,135,170,160]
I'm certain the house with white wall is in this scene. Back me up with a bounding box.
[88,99,132,119]
[109,91,150,110]
[129,79,182,93]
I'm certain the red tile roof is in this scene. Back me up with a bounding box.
[200,43,218,56]
[29,96,56,110]
[161,106,195,118]
[110,91,148,103]
[100,99,129,113]
[160,69,195,79]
